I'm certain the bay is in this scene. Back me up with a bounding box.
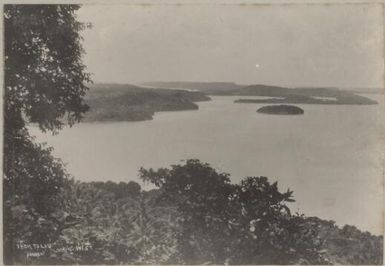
[29,94,385,234]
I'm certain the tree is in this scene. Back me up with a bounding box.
[139,160,328,264]
[3,5,91,264]
[140,159,233,264]
[4,4,90,134]
[91,181,142,199]
[227,177,326,264]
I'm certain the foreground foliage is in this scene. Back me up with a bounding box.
[3,4,90,264]
[7,160,383,265]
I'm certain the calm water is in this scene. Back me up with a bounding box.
[29,94,385,234]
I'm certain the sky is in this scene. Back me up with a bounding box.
[77,3,384,89]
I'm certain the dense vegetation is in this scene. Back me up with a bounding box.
[3,4,91,264]
[83,83,211,122]
[7,160,384,264]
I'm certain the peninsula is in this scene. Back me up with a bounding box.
[83,83,211,122]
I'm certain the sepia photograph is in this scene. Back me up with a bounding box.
[3,1,385,264]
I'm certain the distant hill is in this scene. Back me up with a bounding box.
[228,85,376,105]
[143,82,377,105]
[222,84,377,102]
[82,83,211,122]
[142,81,244,93]
[235,94,377,105]
[347,88,383,94]
[220,84,294,96]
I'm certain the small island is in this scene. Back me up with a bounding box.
[257,105,304,115]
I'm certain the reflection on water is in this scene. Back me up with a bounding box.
[29,94,385,234]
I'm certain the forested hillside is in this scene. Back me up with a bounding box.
[83,84,211,122]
